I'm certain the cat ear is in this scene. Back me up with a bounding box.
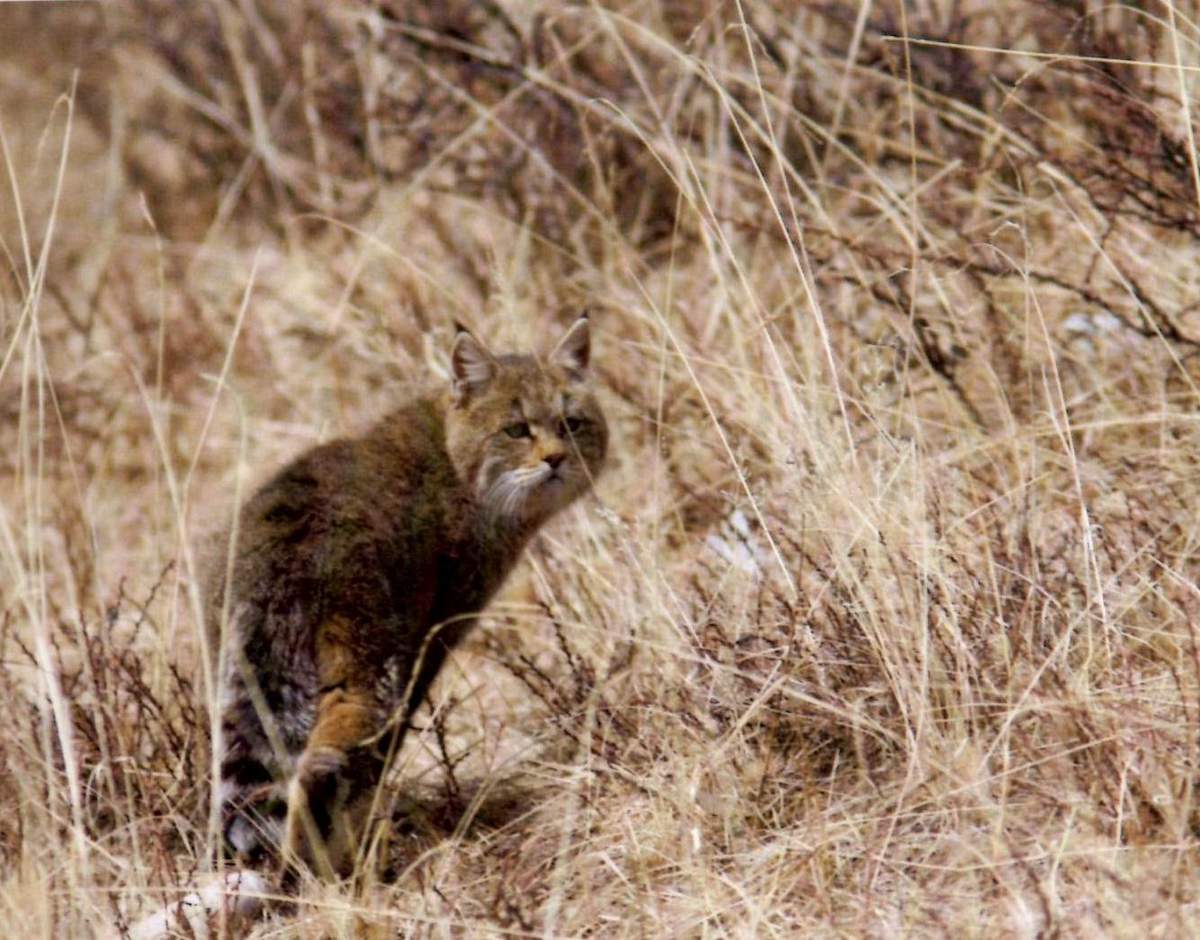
[451,323,496,402]
[550,314,590,379]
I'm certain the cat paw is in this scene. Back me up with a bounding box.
[283,747,347,878]
[296,746,345,804]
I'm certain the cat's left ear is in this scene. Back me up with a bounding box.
[451,322,496,403]
[550,314,590,379]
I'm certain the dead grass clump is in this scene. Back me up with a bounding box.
[0,569,209,934]
[94,1,694,247]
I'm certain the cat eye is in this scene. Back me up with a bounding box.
[504,422,532,439]
[560,416,587,436]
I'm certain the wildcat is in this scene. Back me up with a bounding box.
[202,316,606,878]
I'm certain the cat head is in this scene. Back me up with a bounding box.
[443,316,607,527]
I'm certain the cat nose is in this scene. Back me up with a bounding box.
[543,453,566,470]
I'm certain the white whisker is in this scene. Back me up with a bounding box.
[476,455,504,492]
[482,463,559,521]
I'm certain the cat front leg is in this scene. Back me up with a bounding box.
[283,681,384,879]
[280,613,394,877]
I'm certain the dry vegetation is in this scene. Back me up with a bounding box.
[4,0,1200,935]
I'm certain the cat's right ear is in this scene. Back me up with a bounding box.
[451,323,496,403]
[550,313,590,380]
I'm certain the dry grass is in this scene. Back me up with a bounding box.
[4,0,1200,935]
